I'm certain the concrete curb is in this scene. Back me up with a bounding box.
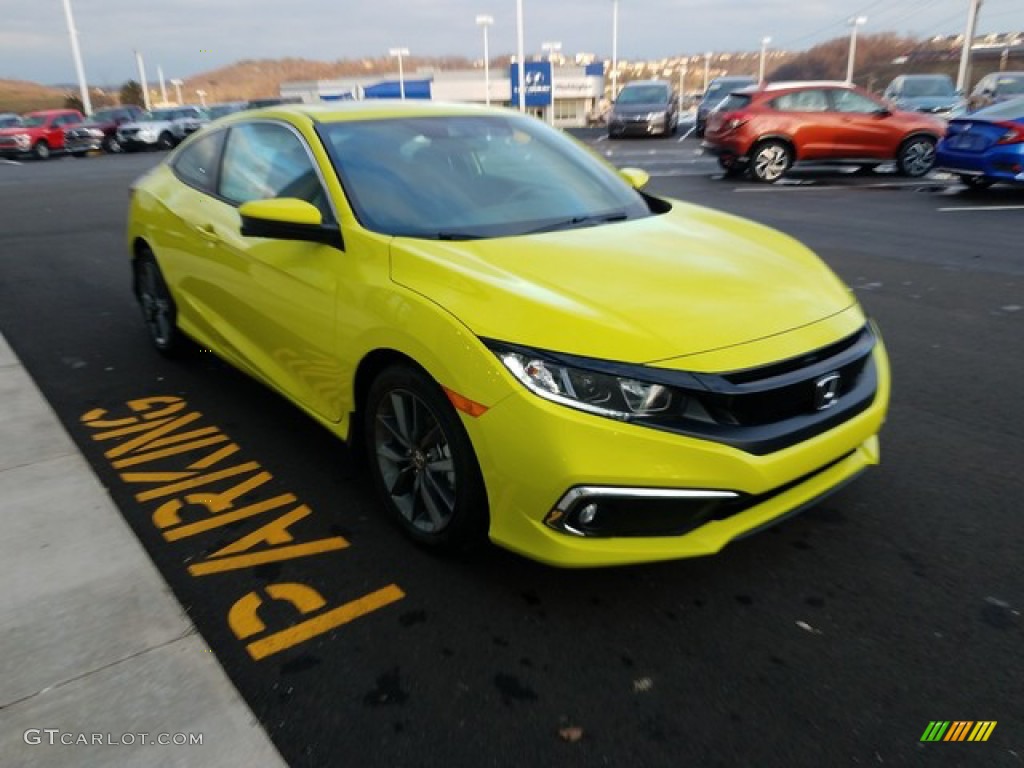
[0,332,287,767]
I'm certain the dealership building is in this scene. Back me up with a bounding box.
[280,63,606,127]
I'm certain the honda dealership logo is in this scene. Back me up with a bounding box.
[510,62,553,107]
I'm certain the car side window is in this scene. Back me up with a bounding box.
[219,122,334,222]
[172,130,225,194]
[771,90,828,112]
[829,89,880,113]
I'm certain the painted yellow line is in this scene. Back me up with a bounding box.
[245,585,406,660]
[112,434,231,468]
[161,494,297,541]
[188,539,350,576]
[133,461,262,501]
[104,412,203,458]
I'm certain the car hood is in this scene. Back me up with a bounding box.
[390,202,855,365]
[119,120,173,131]
[899,95,961,111]
[0,126,39,136]
[613,104,667,116]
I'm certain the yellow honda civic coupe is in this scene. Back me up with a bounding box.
[126,102,890,567]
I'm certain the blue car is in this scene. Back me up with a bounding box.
[936,97,1024,189]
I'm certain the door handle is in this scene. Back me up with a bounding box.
[194,223,220,242]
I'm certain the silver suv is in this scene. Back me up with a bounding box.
[117,106,208,151]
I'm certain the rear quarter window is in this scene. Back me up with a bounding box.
[717,94,751,112]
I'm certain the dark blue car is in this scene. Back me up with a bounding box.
[936,97,1024,189]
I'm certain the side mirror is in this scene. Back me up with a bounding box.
[239,198,342,248]
[873,107,892,118]
[619,167,650,190]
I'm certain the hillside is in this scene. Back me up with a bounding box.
[181,56,474,102]
[0,79,67,114]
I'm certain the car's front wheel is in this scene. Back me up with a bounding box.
[157,132,175,151]
[750,140,792,183]
[133,251,181,355]
[103,135,122,153]
[364,364,489,553]
[33,141,50,160]
[897,135,936,177]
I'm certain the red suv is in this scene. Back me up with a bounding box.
[0,109,84,160]
[702,82,945,182]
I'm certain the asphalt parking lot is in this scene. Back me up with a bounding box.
[1,140,1021,767]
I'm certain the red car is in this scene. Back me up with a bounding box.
[0,109,84,160]
[702,81,945,182]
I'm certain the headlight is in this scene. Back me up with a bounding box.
[649,111,666,122]
[88,128,104,138]
[14,133,30,146]
[490,342,685,422]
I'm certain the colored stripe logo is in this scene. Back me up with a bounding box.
[920,721,996,742]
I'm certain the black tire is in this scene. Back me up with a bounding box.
[33,141,50,160]
[717,156,748,177]
[896,135,936,177]
[960,175,994,191]
[749,139,792,183]
[157,132,175,151]
[133,250,181,355]
[364,364,489,553]
[102,135,122,154]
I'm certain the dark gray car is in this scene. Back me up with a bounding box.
[607,80,678,138]
[696,76,756,137]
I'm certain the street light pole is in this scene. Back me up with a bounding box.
[759,37,771,83]
[476,15,494,106]
[157,66,168,105]
[170,79,183,105]
[389,47,410,100]
[60,0,92,115]
[678,60,687,112]
[846,16,867,84]
[516,0,526,112]
[134,50,151,111]
[703,51,712,93]
[611,0,619,100]
[195,89,207,108]
[956,0,983,92]
[542,41,561,126]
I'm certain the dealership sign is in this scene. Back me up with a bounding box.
[510,62,553,107]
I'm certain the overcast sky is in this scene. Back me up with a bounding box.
[3,0,1021,85]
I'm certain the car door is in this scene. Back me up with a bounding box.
[203,120,346,420]
[768,89,836,159]
[827,88,893,159]
[46,115,67,149]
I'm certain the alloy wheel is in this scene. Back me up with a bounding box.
[137,259,174,348]
[899,138,936,177]
[373,389,458,534]
[752,143,790,182]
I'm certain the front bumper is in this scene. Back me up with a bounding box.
[609,116,667,137]
[0,139,32,156]
[467,341,890,567]
[118,132,160,148]
[65,134,103,153]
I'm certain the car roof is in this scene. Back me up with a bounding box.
[621,79,670,87]
[902,74,953,80]
[228,100,515,125]
[27,109,80,116]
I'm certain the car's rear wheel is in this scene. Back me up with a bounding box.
[750,140,792,183]
[897,135,936,177]
[960,175,994,191]
[157,132,175,151]
[364,364,488,553]
[133,251,181,355]
[33,142,50,160]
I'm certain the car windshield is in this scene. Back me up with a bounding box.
[0,116,21,127]
[209,104,244,119]
[21,115,47,127]
[903,77,955,97]
[705,80,753,102]
[617,85,668,105]
[143,109,179,122]
[92,108,123,122]
[319,114,651,240]
[996,75,1024,95]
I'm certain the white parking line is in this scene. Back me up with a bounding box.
[678,126,696,142]
[734,185,845,193]
[937,205,1024,212]
[0,159,22,166]
[595,135,607,143]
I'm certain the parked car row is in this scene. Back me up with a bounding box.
[0,98,299,160]
[696,77,1024,186]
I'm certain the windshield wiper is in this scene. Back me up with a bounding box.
[523,211,629,235]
